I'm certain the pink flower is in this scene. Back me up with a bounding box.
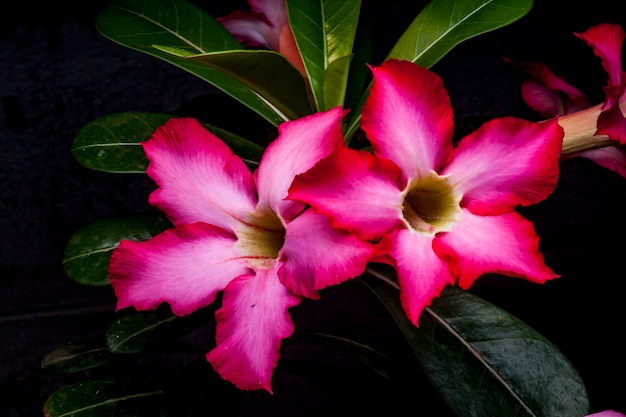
[217,0,306,76]
[108,109,375,392]
[587,411,626,417]
[289,59,563,325]
[507,23,626,178]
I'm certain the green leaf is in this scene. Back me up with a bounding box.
[63,212,171,286]
[105,306,211,354]
[96,0,310,125]
[288,0,361,111]
[73,112,265,173]
[156,48,313,120]
[361,269,589,417]
[41,343,110,375]
[43,378,164,417]
[388,0,533,68]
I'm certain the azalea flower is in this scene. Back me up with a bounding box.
[289,59,563,325]
[108,108,375,392]
[506,23,626,178]
[216,0,306,76]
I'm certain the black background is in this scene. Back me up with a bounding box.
[1,1,625,416]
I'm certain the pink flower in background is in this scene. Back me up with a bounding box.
[507,23,626,178]
[108,108,375,392]
[587,411,626,417]
[217,0,306,76]
[289,59,563,325]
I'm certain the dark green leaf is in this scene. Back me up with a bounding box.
[106,306,212,354]
[73,112,265,173]
[63,212,171,286]
[157,49,313,120]
[362,269,589,417]
[288,0,361,111]
[388,0,533,68]
[96,0,308,125]
[43,378,164,417]
[41,343,110,375]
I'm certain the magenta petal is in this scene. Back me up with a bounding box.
[362,59,455,181]
[217,11,276,49]
[109,222,250,316]
[278,209,376,299]
[580,145,626,178]
[289,144,405,240]
[143,118,257,231]
[443,117,562,215]
[597,103,626,144]
[206,268,301,393]
[381,228,455,325]
[255,107,346,220]
[432,209,559,290]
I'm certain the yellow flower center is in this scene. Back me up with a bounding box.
[401,170,462,235]
[235,208,286,269]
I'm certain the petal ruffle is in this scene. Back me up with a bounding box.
[432,209,559,290]
[278,209,376,299]
[362,59,455,182]
[443,117,562,215]
[109,222,250,316]
[206,268,301,393]
[289,144,405,240]
[255,107,346,221]
[143,118,257,231]
[379,228,455,326]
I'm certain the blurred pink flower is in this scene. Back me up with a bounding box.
[289,59,563,325]
[217,0,306,76]
[507,23,626,177]
[108,109,375,392]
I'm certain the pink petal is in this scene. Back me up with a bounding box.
[575,23,626,110]
[587,411,626,417]
[579,145,626,178]
[288,144,405,240]
[432,209,559,290]
[520,79,567,117]
[206,268,301,393]
[217,11,276,49]
[597,102,626,144]
[248,0,288,28]
[442,117,563,215]
[278,209,376,298]
[379,228,455,325]
[109,222,251,316]
[143,118,257,231]
[362,59,454,181]
[254,107,346,221]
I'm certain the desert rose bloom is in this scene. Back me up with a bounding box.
[289,59,563,325]
[507,23,626,178]
[108,108,375,392]
[217,0,306,76]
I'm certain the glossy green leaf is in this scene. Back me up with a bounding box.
[362,269,589,417]
[73,112,265,173]
[288,0,361,111]
[41,343,110,375]
[105,306,211,354]
[154,48,313,120]
[388,0,533,68]
[96,0,309,125]
[63,212,171,286]
[43,378,164,417]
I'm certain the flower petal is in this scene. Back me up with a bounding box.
[379,228,455,325]
[109,222,250,316]
[432,209,559,290]
[443,117,563,215]
[289,144,405,240]
[278,209,376,298]
[206,268,301,393]
[362,59,454,181]
[255,107,346,221]
[580,145,626,178]
[217,11,276,49]
[143,118,257,231]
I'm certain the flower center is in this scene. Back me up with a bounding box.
[236,209,286,269]
[401,170,462,234]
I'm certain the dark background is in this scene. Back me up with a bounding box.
[1,1,625,416]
